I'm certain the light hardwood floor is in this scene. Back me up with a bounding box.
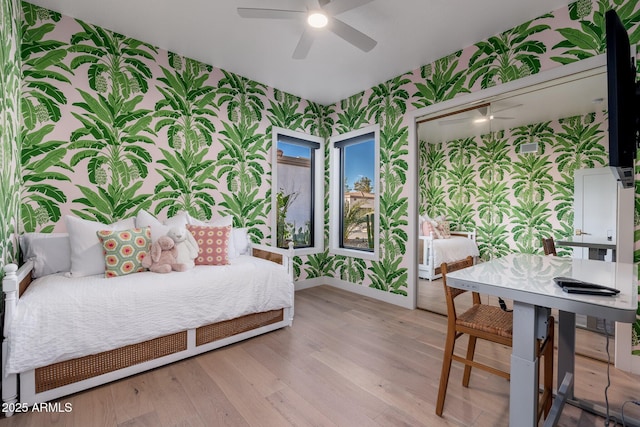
[1,285,639,426]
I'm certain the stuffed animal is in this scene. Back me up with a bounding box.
[166,227,198,269]
[142,235,188,273]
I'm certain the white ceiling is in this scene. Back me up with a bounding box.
[26,0,572,105]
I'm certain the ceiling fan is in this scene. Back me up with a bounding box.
[237,0,377,59]
[438,103,522,126]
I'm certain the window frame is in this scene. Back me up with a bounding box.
[329,124,380,261]
[271,127,324,255]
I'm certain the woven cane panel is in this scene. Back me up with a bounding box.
[19,273,33,297]
[251,248,283,265]
[35,331,187,393]
[196,309,284,346]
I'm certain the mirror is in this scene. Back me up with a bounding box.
[416,66,608,315]
[418,68,606,144]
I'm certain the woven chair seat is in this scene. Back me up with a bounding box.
[457,304,513,338]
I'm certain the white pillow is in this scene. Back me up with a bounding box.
[136,210,188,242]
[186,213,232,227]
[232,228,250,256]
[19,233,71,278]
[64,215,135,277]
[186,213,238,258]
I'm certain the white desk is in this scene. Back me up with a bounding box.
[445,254,637,427]
[556,236,616,261]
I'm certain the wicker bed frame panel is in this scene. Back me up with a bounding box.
[196,309,284,346]
[35,331,188,393]
[33,309,285,393]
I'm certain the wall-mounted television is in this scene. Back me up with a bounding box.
[606,9,639,189]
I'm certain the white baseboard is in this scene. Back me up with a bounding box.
[294,277,325,291]
[322,277,413,309]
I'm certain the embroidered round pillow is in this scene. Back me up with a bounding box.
[186,224,231,265]
[96,227,151,278]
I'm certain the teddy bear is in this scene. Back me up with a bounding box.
[166,227,199,269]
[142,235,188,273]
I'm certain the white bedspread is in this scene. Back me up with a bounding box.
[6,255,293,374]
[432,236,480,266]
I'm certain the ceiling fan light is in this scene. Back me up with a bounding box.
[308,12,328,28]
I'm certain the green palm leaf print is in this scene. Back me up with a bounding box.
[335,256,366,283]
[554,113,607,174]
[216,122,269,240]
[20,3,72,232]
[267,89,303,132]
[67,21,157,221]
[304,249,336,279]
[21,126,71,231]
[468,17,551,89]
[336,92,368,133]
[412,50,469,109]
[552,0,640,65]
[217,70,267,126]
[303,102,334,138]
[153,53,219,220]
[1,0,21,264]
[367,75,411,128]
[368,256,407,295]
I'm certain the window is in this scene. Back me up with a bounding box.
[330,125,379,259]
[272,128,324,254]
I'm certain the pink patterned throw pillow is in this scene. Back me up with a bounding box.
[186,224,231,265]
[437,220,451,239]
[422,220,438,238]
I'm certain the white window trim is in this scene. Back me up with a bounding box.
[329,124,380,261]
[271,127,324,256]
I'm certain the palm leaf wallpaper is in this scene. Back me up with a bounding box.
[0,0,21,283]
[419,111,608,260]
[0,0,638,347]
[328,0,639,298]
[15,3,326,249]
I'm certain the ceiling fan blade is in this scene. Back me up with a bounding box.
[322,0,374,16]
[492,116,515,120]
[293,29,315,59]
[237,8,305,19]
[438,117,474,126]
[328,17,377,52]
[491,103,523,114]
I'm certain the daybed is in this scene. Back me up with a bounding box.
[418,230,480,281]
[2,216,295,417]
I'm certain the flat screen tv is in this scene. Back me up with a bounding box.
[606,9,639,189]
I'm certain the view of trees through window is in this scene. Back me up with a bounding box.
[340,137,375,251]
[276,138,316,249]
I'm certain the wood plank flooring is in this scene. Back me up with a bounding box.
[1,285,640,426]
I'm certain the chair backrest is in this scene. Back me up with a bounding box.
[440,256,477,320]
[541,237,557,256]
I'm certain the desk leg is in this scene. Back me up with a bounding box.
[510,301,539,427]
[588,248,606,261]
[557,310,576,400]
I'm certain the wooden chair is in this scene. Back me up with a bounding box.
[542,237,557,256]
[436,256,555,421]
